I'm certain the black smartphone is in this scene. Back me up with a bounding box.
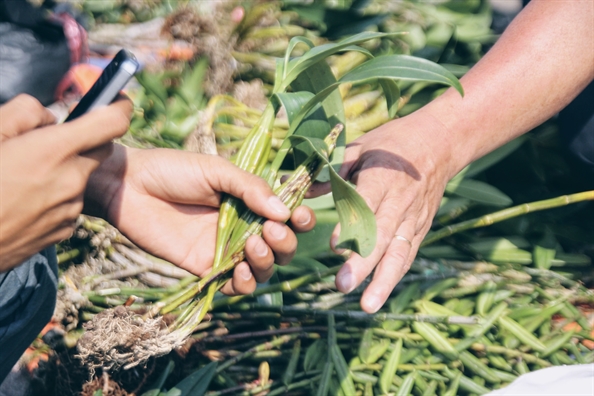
[64,49,139,122]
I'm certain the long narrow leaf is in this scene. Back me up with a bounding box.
[283,36,315,80]
[279,32,402,91]
[445,179,512,207]
[166,362,217,396]
[378,78,401,118]
[339,55,464,95]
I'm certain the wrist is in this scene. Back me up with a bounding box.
[84,144,130,220]
[400,108,462,185]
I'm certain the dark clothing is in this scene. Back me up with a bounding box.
[0,247,58,383]
[559,82,594,173]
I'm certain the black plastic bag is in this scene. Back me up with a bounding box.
[0,0,71,106]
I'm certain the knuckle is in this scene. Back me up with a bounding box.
[14,94,43,113]
[55,225,75,242]
[376,227,393,248]
[386,248,408,264]
[400,257,413,273]
[68,200,84,221]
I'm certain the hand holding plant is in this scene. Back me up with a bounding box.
[85,144,315,295]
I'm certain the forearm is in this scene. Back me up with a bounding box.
[416,0,594,178]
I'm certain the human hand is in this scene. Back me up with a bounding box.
[308,111,456,313]
[0,95,132,271]
[86,146,315,295]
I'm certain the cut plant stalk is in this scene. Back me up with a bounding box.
[423,191,594,246]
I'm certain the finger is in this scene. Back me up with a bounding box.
[360,219,416,313]
[262,221,297,266]
[244,234,275,283]
[52,98,132,155]
[199,156,291,221]
[289,206,316,233]
[230,6,244,23]
[0,94,56,141]
[221,262,257,295]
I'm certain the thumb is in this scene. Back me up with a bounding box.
[203,156,291,222]
[0,95,56,142]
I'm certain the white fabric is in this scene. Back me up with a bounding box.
[487,364,594,395]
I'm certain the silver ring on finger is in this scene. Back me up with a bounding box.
[394,234,412,246]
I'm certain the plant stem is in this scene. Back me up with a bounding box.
[216,333,318,373]
[469,344,552,367]
[212,266,341,308]
[423,191,594,246]
[57,248,81,264]
[201,326,328,342]
[226,305,479,325]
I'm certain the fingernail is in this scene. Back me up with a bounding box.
[364,294,382,313]
[270,221,287,240]
[336,268,356,293]
[239,265,252,280]
[254,238,268,257]
[268,196,290,217]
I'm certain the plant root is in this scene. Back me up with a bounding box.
[76,306,186,372]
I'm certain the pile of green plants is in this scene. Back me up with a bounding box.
[40,0,594,395]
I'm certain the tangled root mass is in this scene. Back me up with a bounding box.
[76,306,186,373]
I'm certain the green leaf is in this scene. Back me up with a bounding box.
[142,360,175,396]
[177,58,207,105]
[533,228,559,270]
[330,166,377,257]
[285,54,464,149]
[283,339,301,386]
[276,256,329,278]
[453,136,527,180]
[336,45,374,59]
[296,210,339,258]
[380,339,403,394]
[304,339,327,372]
[339,55,464,96]
[283,36,315,80]
[378,79,401,118]
[534,245,556,270]
[290,62,346,182]
[304,193,336,211]
[469,236,531,252]
[279,32,401,92]
[271,67,345,182]
[273,58,285,94]
[285,135,331,161]
[165,362,217,396]
[358,328,374,363]
[435,197,471,218]
[445,179,512,207]
[278,132,376,258]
